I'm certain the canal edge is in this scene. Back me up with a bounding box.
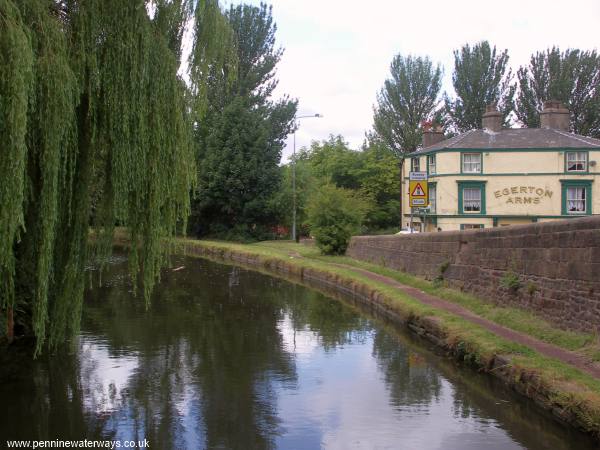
[174,238,600,442]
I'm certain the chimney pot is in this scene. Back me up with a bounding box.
[540,100,570,131]
[482,104,502,132]
[422,124,445,148]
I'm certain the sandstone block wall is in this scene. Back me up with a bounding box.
[347,217,600,332]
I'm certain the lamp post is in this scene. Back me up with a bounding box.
[292,113,322,242]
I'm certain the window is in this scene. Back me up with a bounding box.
[461,224,484,230]
[428,184,436,213]
[561,180,592,215]
[411,157,420,172]
[427,155,436,175]
[458,181,486,215]
[566,151,588,172]
[566,187,586,214]
[462,153,482,173]
[463,188,481,212]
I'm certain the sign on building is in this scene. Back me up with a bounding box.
[409,172,428,207]
[409,171,428,181]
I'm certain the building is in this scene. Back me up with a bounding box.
[404,101,600,231]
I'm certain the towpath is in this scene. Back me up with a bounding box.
[325,261,600,379]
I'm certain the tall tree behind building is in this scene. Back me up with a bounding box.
[445,41,515,132]
[515,47,600,137]
[190,2,297,240]
[372,54,443,224]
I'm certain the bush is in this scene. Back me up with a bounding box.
[307,185,367,255]
[500,270,521,292]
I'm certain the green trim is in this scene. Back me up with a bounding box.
[457,181,486,215]
[410,147,600,157]
[460,152,483,175]
[564,150,590,174]
[403,213,598,219]
[428,172,600,178]
[493,217,499,227]
[560,179,593,215]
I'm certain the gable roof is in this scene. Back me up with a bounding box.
[411,128,600,155]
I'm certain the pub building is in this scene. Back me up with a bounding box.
[404,101,600,232]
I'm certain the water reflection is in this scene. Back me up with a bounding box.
[0,256,595,450]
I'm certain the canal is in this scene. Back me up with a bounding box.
[0,255,595,449]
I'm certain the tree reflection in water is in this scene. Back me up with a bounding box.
[0,256,597,450]
[372,330,442,408]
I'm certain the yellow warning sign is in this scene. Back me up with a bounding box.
[409,180,429,207]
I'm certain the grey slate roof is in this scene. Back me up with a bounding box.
[412,128,600,154]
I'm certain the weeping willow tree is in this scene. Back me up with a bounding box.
[0,0,233,355]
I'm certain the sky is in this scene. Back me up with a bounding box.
[221,0,600,161]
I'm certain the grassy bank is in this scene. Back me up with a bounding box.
[175,237,600,439]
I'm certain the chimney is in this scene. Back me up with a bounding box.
[482,104,502,132]
[422,124,445,148]
[540,100,570,131]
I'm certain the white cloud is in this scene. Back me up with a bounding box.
[224,0,600,159]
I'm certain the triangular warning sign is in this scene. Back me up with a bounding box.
[411,183,425,196]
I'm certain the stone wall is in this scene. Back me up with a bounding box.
[347,216,600,332]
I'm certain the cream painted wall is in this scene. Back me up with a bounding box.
[409,150,600,176]
[403,149,600,225]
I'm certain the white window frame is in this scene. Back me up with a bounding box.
[462,153,482,174]
[463,187,482,213]
[566,151,587,172]
[428,155,436,175]
[462,224,484,230]
[428,184,436,213]
[566,186,586,214]
[411,157,420,172]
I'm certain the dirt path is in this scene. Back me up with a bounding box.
[329,263,600,379]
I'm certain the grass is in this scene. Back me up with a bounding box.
[250,240,600,357]
[172,237,600,436]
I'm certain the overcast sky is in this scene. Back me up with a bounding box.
[222,0,600,161]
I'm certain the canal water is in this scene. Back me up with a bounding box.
[0,255,596,449]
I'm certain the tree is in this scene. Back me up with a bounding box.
[303,135,363,190]
[515,47,600,137]
[355,141,400,231]
[190,2,297,240]
[306,185,367,255]
[372,54,443,227]
[275,136,399,235]
[445,41,515,132]
[303,136,400,231]
[0,0,232,355]
[373,55,443,155]
[270,158,316,237]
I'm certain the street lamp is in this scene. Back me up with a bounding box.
[292,113,322,242]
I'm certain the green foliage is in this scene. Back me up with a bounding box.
[373,54,443,156]
[0,0,230,355]
[289,136,399,233]
[515,47,600,137]
[270,158,316,236]
[526,281,538,296]
[372,54,442,220]
[445,41,515,132]
[190,2,297,240]
[307,185,367,255]
[432,261,450,288]
[356,142,401,230]
[0,0,34,335]
[500,271,521,292]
